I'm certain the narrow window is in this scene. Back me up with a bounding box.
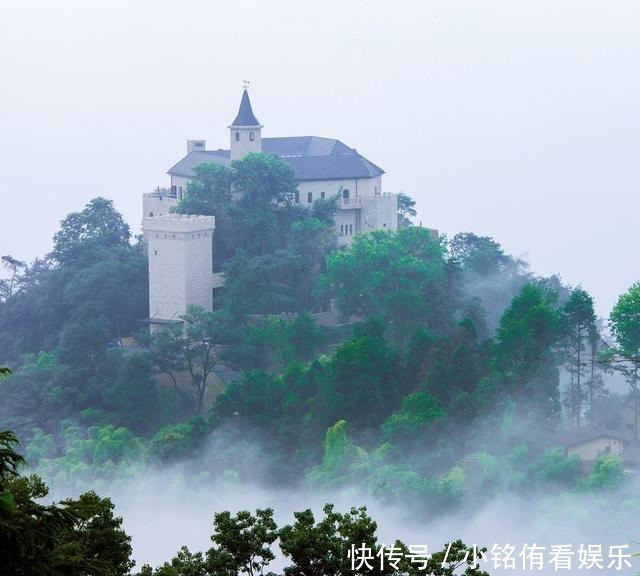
[374,185,378,194]
[307,192,313,203]
[294,191,300,203]
[249,131,255,141]
[235,132,240,141]
[320,191,326,199]
[342,188,350,199]
[154,250,157,255]
[340,225,344,235]
[349,224,353,235]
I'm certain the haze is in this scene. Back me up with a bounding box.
[1,0,639,316]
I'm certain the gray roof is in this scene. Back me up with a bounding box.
[559,425,628,449]
[230,89,261,127]
[168,136,384,182]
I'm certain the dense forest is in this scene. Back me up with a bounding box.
[2,153,640,574]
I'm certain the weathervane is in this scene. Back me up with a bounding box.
[242,80,250,90]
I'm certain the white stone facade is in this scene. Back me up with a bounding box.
[143,90,401,322]
[229,125,262,160]
[143,214,215,323]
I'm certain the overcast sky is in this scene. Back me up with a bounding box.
[1,0,638,317]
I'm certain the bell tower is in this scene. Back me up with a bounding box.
[229,86,263,160]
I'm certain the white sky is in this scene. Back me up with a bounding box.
[1,0,638,317]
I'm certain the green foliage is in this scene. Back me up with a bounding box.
[138,546,207,576]
[534,446,581,486]
[141,306,222,415]
[0,198,147,359]
[449,233,511,277]
[397,192,417,228]
[140,502,490,576]
[148,417,209,463]
[309,319,403,434]
[381,392,444,445]
[206,508,278,576]
[173,162,232,217]
[581,454,627,491]
[0,429,133,576]
[323,227,449,345]
[51,197,131,264]
[489,283,562,418]
[102,353,174,434]
[610,281,640,356]
[559,287,598,427]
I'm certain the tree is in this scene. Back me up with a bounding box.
[449,233,512,277]
[309,319,403,436]
[0,255,27,301]
[228,153,300,257]
[102,353,171,434]
[560,287,598,428]
[140,502,491,576]
[382,392,444,446]
[173,162,232,217]
[51,197,131,264]
[447,233,530,333]
[141,306,222,414]
[609,282,640,439]
[323,227,449,345]
[397,192,417,228]
[0,429,134,576]
[489,284,562,420]
[0,200,147,360]
[206,509,278,576]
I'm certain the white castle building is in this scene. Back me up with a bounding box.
[143,89,398,324]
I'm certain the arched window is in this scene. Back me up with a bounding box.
[342,188,350,199]
[235,132,240,141]
[148,212,154,217]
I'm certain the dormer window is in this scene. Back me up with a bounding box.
[235,132,240,141]
[249,131,255,141]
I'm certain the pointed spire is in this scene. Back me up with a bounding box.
[230,89,261,127]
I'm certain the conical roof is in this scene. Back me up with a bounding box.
[230,89,261,126]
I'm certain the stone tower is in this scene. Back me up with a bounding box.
[229,89,262,160]
[143,214,215,325]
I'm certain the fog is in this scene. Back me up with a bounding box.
[64,445,637,575]
[2,0,640,317]
[4,2,640,573]
[41,414,638,575]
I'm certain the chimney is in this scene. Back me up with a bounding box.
[187,140,206,153]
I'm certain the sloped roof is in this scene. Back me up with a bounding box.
[168,136,385,182]
[168,150,231,177]
[230,89,261,127]
[559,425,628,449]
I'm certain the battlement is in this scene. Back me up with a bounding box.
[143,214,215,236]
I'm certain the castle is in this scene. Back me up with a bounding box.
[142,89,398,325]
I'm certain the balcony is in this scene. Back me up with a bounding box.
[147,186,178,199]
